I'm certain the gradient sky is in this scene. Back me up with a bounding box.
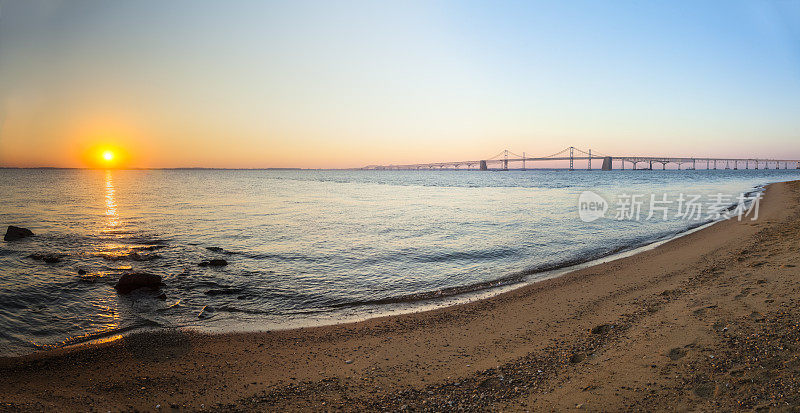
[1,0,799,168]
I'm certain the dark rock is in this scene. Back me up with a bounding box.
[156,293,167,300]
[28,253,62,263]
[206,288,243,296]
[712,321,727,332]
[667,347,686,360]
[4,226,33,241]
[591,324,616,335]
[478,377,501,390]
[77,269,86,275]
[114,272,163,294]
[206,247,225,252]
[570,352,586,363]
[199,259,228,267]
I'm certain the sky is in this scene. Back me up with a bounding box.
[0,0,799,168]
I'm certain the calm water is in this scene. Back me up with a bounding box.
[1,168,798,356]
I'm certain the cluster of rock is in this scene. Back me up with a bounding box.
[28,253,62,263]
[6,226,240,308]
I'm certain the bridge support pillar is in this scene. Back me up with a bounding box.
[601,156,613,170]
[479,160,488,171]
[588,150,591,170]
[569,147,574,171]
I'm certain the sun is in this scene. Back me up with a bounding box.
[81,145,129,168]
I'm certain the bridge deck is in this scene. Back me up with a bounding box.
[362,147,800,170]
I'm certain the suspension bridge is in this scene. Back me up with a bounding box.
[361,147,800,171]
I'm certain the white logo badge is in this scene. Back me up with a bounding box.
[578,191,608,222]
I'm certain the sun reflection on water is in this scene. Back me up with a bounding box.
[104,170,119,230]
[99,170,121,341]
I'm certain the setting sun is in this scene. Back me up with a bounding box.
[80,145,130,168]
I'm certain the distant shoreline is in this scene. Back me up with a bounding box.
[0,167,304,170]
[2,167,797,171]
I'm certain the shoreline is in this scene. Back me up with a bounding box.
[18,201,730,357]
[2,180,800,410]
[0,179,770,359]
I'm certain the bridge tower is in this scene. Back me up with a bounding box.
[601,156,613,170]
[569,147,574,171]
[588,149,592,170]
[522,152,526,171]
[479,160,488,170]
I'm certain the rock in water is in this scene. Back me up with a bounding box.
[4,226,34,241]
[28,253,62,263]
[199,259,228,267]
[115,272,164,294]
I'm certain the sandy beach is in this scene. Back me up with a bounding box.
[2,180,799,411]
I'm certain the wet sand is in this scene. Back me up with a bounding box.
[2,180,800,411]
